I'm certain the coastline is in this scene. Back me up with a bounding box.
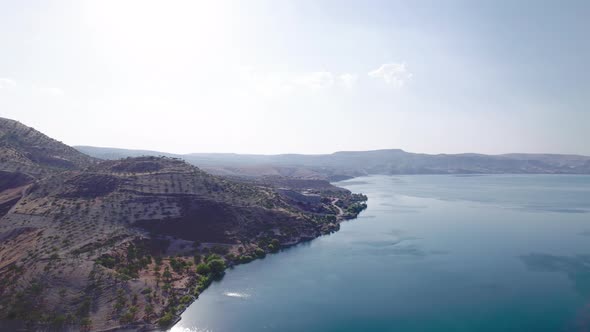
[145,192,368,332]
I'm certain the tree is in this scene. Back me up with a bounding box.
[268,239,281,253]
[208,259,226,277]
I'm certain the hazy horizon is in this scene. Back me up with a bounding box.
[74,143,590,158]
[1,0,589,155]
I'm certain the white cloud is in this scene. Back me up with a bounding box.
[0,78,16,89]
[338,73,358,89]
[37,87,65,97]
[368,63,412,87]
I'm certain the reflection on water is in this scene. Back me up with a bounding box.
[521,253,590,298]
[170,327,212,332]
[223,292,250,299]
[521,253,590,332]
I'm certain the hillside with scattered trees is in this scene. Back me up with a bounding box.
[0,118,367,331]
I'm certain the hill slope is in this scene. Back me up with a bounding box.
[1,118,96,177]
[0,118,98,221]
[0,120,366,331]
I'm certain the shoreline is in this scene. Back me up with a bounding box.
[0,175,367,332]
[142,194,368,332]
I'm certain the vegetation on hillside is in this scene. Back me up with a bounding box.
[0,121,368,331]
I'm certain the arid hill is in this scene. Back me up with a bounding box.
[0,119,367,331]
[0,118,99,227]
[0,118,96,178]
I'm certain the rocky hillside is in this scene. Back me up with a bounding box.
[0,118,98,224]
[0,117,96,178]
[0,121,367,331]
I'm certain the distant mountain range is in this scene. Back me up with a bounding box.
[76,146,590,180]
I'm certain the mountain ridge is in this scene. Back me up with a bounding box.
[76,145,590,180]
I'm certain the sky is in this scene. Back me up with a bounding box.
[0,0,589,155]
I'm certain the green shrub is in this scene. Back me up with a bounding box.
[239,255,254,263]
[96,255,117,268]
[196,263,210,275]
[169,257,187,273]
[347,202,367,214]
[158,312,175,327]
[254,248,266,258]
[196,275,211,291]
[205,254,222,263]
[268,239,280,252]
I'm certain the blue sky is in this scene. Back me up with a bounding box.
[0,0,588,155]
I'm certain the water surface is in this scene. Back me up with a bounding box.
[173,175,590,332]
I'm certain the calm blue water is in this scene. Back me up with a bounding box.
[172,175,590,332]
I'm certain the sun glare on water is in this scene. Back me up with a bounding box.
[224,291,251,299]
[170,326,213,332]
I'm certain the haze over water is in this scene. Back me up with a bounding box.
[173,175,590,332]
